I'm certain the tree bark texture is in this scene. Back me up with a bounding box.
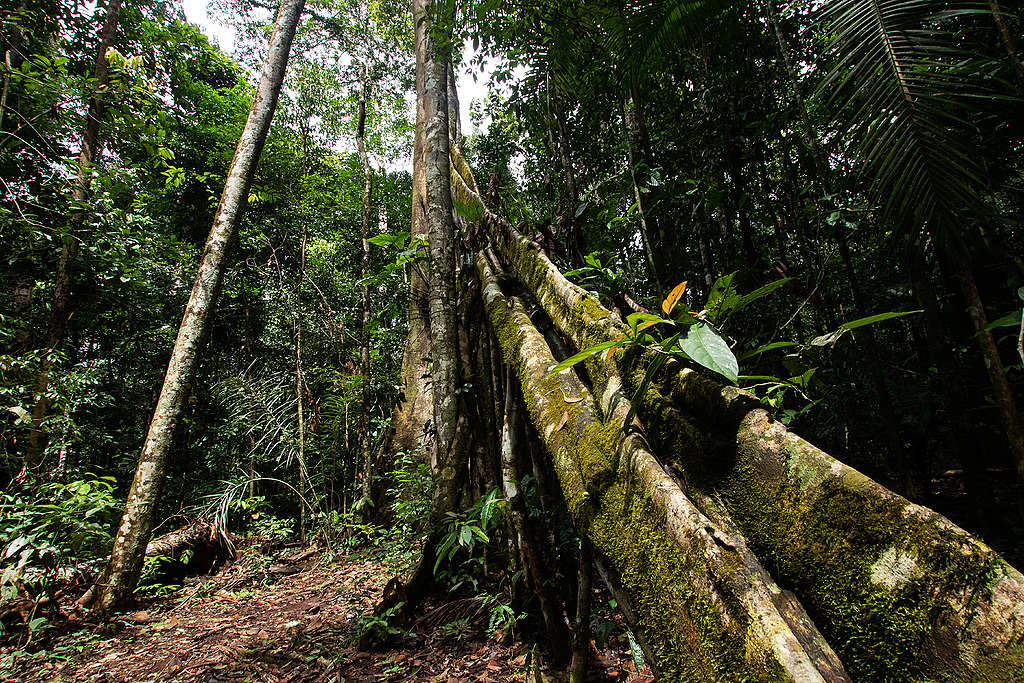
[383,0,434,466]
[26,0,125,469]
[295,227,309,544]
[447,147,1024,681]
[421,0,459,517]
[86,0,305,613]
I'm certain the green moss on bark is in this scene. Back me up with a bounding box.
[585,478,784,682]
[718,415,1008,682]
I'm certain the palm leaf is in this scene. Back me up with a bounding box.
[814,0,1005,239]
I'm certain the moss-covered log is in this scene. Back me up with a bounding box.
[477,250,849,682]
[450,148,1024,681]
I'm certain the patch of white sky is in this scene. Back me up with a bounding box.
[180,0,496,140]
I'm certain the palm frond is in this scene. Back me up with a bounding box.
[815,0,1006,238]
[215,370,299,469]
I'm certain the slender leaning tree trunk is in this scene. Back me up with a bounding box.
[85,0,305,612]
[25,0,124,471]
[987,0,1024,90]
[622,94,663,300]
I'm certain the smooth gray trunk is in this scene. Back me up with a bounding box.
[85,0,305,612]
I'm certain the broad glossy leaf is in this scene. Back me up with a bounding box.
[679,324,739,383]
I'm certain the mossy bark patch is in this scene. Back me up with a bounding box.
[718,410,1024,681]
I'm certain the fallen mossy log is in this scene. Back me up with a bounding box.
[477,251,849,682]
[142,521,235,582]
[450,151,1024,681]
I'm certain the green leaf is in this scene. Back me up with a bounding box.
[625,630,645,672]
[6,406,31,424]
[738,342,798,361]
[811,310,922,346]
[706,272,736,309]
[982,310,1022,332]
[735,278,793,312]
[678,324,738,383]
[546,341,617,377]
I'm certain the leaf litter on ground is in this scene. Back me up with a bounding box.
[1,541,653,682]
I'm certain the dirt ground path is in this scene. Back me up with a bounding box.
[4,548,653,682]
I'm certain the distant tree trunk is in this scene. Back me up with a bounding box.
[547,75,585,264]
[499,378,572,662]
[25,0,124,471]
[295,227,309,545]
[987,0,1024,90]
[569,538,592,683]
[83,0,305,613]
[721,101,758,272]
[835,228,923,499]
[952,252,1024,487]
[357,63,375,515]
[622,94,663,300]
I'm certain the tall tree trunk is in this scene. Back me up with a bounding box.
[383,0,434,467]
[295,227,309,545]
[952,252,1024,487]
[422,0,459,514]
[622,94,663,300]
[83,0,305,613]
[987,0,1024,90]
[25,0,124,471]
[374,0,461,618]
[357,62,375,515]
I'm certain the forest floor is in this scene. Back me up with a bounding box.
[1,541,654,682]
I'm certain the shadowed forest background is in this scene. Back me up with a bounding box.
[1,0,1023,680]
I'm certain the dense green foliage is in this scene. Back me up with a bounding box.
[0,0,413,588]
[461,0,1024,553]
[0,0,1022,673]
